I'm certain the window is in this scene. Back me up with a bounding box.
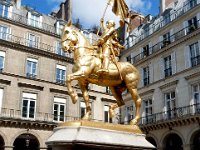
[163,13,171,26]
[80,101,86,118]
[193,84,200,113]
[142,44,150,57]
[126,55,131,63]
[104,105,112,123]
[144,99,153,123]
[164,55,172,77]
[106,87,111,95]
[22,92,37,119]
[165,91,176,119]
[56,21,64,35]
[26,58,37,79]
[189,0,197,9]
[55,41,65,56]
[0,51,5,72]
[27,12,42,28]
[53,97,66,122]
[188,16,198,33]
[0,25,9,40]
[162,32,171,47]
[143,66,150,86]
[27,33,40,48]
[56,65,66,84]
[190,42,200,67]
[0,4,9,18]
[126,105,134,123]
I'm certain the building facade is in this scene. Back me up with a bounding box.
[0,0,116,149]
[121,0,200,150]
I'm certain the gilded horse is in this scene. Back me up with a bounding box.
[61,22,141,125]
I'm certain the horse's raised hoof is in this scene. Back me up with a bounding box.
[130,119,138,125]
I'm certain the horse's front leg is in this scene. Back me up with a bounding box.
[79,81,91,120]
[66,70,85,104]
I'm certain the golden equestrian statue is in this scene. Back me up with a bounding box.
[61,20,141,125]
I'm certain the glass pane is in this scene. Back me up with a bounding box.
[29,101,35,118]
[0,56,4,69]
[104,111,108,122]
[4,6,8,18]
[22,100,28,117]
[81,107,85,118]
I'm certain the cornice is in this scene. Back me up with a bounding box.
[0,39,74,64]
[18,82,44,91]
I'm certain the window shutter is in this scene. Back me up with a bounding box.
[171,51,176,74]
[149,63,154,83]
[27,12,31,25]
[183,21,188,35]
[160,58,164,79]
[184,45,191,69]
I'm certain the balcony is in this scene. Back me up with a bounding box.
[0,7,61,36]
[129,19,200,64]
[0,31,73,62]
[138,103,200,131]
[125,1,200,49]
[0,108,79,129]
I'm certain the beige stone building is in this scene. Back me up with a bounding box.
[120,0,200,150]
[0,0,116,149]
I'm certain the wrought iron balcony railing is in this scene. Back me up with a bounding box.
[0,7,62,36]
[127,19,200,64]
[139,103,200,126]
[0,108,79,123]
[125,0,200,49]
[0,31,73,59]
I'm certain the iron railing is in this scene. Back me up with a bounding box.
[125,0,200,49]
[0,108,80,123]
[0,31,73,58]
[127,19,200,64]
[0,6,61,36]
[138,103,200,126]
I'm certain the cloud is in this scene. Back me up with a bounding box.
[49,0,153,28]
[72,0,152,28]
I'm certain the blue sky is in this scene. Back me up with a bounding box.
[21,0,160,28]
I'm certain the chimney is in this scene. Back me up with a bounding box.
[15,0,21,9]
[160,0,165,14]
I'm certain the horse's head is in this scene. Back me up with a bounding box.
[61,20,78,52]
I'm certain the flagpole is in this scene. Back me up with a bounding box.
[97,0,112,35]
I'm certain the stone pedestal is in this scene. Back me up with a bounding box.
[46,120,154,150]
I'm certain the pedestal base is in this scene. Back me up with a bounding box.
[46,120,154,150]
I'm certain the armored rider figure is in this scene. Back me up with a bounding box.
[97,19,124,73]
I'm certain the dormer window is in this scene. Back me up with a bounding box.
[27,11,42,28]
[56,20,65,35]
[0,1,12,19]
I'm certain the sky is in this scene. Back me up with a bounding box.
[21,0,160,28]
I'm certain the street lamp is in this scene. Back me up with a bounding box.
[25,129,30,148]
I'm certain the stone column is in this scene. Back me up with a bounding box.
[4,145,14,150]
